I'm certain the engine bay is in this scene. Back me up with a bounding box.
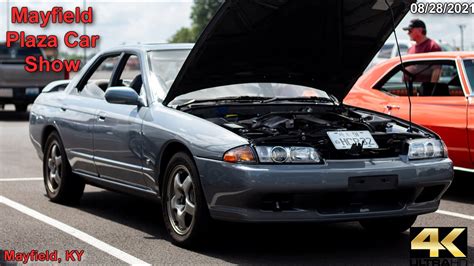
[184,104,433,159]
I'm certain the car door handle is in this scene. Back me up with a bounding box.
[386,105,400,110]
[97,112,106,121]
[60,106,67,112]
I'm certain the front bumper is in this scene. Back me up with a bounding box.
[195,157,453,222]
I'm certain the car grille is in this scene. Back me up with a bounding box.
[260,189,417,214]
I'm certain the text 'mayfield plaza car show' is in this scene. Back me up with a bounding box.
[0,0,473,265]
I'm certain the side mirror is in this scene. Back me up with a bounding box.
[105,86,143,106]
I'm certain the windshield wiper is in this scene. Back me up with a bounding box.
[176,96,335,109]
[262,96,335,104]
[176,96,272,109]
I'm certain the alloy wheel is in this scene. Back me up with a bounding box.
[46,143,62,194]
[166,165,196,235]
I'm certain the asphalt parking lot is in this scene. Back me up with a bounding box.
[1,105,473,265]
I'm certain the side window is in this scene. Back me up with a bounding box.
[378,44,394,59]
[464,59,474,90]
[375,61,464,97]
[77,55,121,99]
[115,55,143,95]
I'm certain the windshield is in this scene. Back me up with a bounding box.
[464,59,474,91]
[148,49,190,92]
[169,83,331,106]
[148,49,331,105]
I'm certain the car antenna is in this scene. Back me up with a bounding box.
[385,0,413,132]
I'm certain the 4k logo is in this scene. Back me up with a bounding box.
[410,227,468,258]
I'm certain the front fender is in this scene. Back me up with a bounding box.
[142,104,248,162]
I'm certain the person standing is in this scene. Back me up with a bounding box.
[403,19,443,91]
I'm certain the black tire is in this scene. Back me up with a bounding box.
[359,215,417,234]
[43,131,85,204]
[15,104,28,112]
[161,152,211,247]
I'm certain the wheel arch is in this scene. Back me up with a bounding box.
[157,140,195,194]
[41,124,61,152]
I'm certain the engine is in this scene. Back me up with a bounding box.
[185,104,430,159]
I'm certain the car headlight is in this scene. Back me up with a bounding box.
[223,145,257,163]
[407,138,447,160]
[255,146,321,163]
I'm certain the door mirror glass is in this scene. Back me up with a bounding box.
[105,86,142,106]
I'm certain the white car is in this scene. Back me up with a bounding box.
[368,39,456,70]
[367,40,413,70]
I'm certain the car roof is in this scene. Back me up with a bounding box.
[100,43,194,54]
[385,51,474,63]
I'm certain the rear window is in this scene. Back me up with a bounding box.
[0,44,42,60]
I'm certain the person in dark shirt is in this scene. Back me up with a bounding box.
[403,19,442,54]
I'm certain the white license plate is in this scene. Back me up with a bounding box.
[327,131,379,150]
[25,87,40,96]
[0,88,13,98]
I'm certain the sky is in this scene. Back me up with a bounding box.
[0,0,473,55]
[394,2,474,50]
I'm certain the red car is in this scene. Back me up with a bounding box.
[345,52,474,172]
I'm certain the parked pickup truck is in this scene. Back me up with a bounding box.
[0,43,68,112]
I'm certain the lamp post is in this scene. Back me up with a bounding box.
[6,0,9,32]
[458,24,466,51]
[83,0,87,62]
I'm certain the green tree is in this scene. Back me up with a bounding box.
[168,27,196,43]
[168,0,223,43]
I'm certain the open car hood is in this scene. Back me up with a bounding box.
[163,0,414,105]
